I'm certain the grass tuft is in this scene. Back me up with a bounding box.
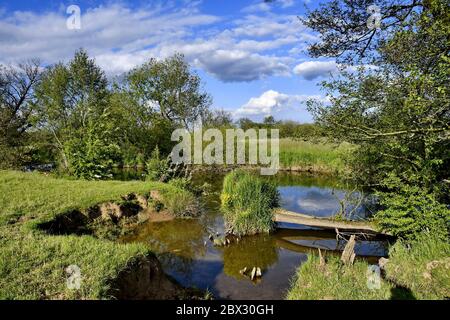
[221,170,279,236]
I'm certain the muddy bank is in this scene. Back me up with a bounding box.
[37,191,176,237]
[190,164,344,175]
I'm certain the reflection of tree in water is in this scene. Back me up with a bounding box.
[222,234,278,280]
[125,219,207,276]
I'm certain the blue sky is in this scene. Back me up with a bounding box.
[0,0,340,122]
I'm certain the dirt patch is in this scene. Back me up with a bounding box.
[38,210,91,235]
[38,193,150,236]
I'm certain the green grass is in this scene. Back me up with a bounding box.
[0,170,195,226]
[279,139,355,174]
[385,233,450,300]
[286,255,393,300]
[0,170,195,299]
[221,170,279,236]
[287,234,450,300]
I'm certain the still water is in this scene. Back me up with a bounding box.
[119,170,386,300]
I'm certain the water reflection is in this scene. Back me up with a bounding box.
[121,219,208,276]
[222,234,278,280]
[119,171,387,299]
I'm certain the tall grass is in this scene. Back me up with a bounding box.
[279,139,355,173]
[221,170,279,236]
[286,254,393,300]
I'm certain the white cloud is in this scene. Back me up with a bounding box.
[242,0,296,13]
[293,60,338,80]
[0,4,218,66]
[234,90,327,121]
[293,60,379,81]
[0,3,318,82]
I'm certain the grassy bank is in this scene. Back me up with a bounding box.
[287,234,450,300]
[0,170,196,299]
[279,139,354,174]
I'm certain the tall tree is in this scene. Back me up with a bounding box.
[125,53,212,130]
[36,50,119,178]
[0,60,41,168]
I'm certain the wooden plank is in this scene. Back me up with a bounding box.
[273,208,381,234]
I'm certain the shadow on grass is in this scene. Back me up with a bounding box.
[390,285,416,300]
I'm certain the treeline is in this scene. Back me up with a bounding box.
[204,112,324,140]
[0,51,322,179]
[0,51,212,178]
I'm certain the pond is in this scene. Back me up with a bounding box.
[118,170,387,300]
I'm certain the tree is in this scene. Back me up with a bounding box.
[263,115,276,126]
[305,0,449,238]
[203,109,234,128]
[36,49,119,178]
[302,0,425,64]
[125,53,212,130]
[0,60,41,168]
[237,118,258,131]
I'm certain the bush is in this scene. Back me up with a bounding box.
[64,124,120,180]
[145,146,169,181]
[220,170,279,236]
[375,182,450,240]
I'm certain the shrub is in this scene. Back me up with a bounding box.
[145,146,169,181]
[220,170,279,236]
[64,124,120,180]
[375,182,450,240]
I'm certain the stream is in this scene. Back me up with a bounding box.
[117,170,387,300]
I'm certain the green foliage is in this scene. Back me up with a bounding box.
[375,176,450,240]
[125,53,211,129]
[0,60,41,168]
[64,125,120,180]
[145,146,170,181]
[36,49,116,178]
[305,1,450,239]
[220,170,279,236]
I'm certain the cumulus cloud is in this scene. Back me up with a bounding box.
[293,60,339,80]
[0,4,218,67]
[234,90,327,121]
[0,3,317,82]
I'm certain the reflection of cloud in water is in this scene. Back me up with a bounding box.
[279,186,367,218]
[279,186,343,217]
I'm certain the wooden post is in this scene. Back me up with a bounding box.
[340,235,356,265]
